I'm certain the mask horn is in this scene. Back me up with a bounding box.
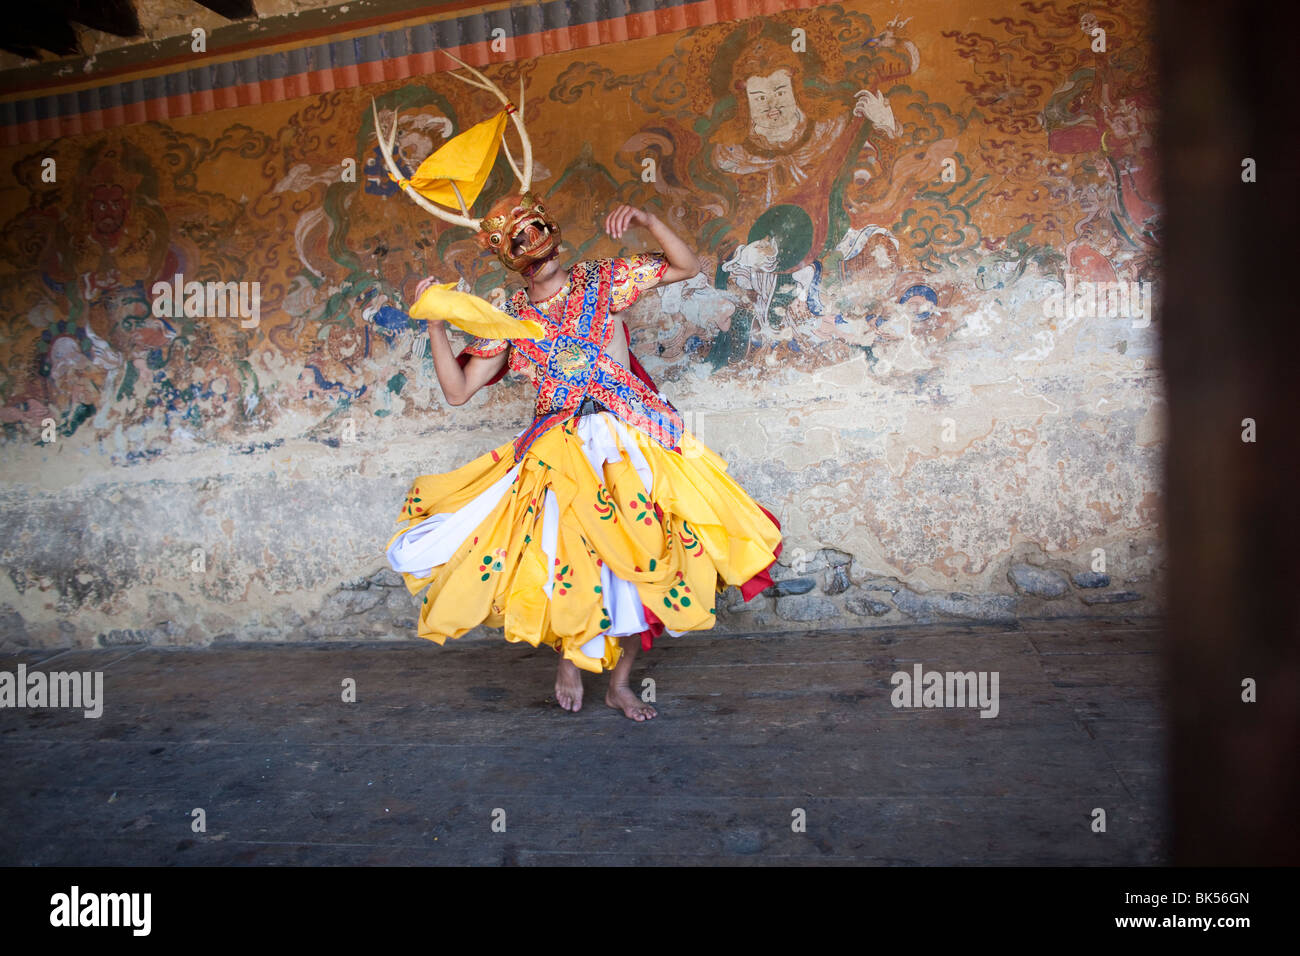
[371,98,483,230]
[439,50,534,194]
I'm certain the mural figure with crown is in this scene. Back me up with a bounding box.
[375,54,783,720]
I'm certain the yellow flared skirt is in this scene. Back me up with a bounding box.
[384,411,782,673]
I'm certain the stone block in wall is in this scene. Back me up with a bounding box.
[892,588,1019,625]
[845,594,892,617]
[1072,571,1111,588]
[95,619,188,646]
[368,568,405,588]
[775,592,838,622]
[386,589,415,611]
[1008,563,1071,598]
[318,587,385,622]
[305,613,398,640]
[1080,590,1143,605]
[97,628,150,646]
[823,564,851,595]
[821,548,853,567]
[770,577,816,597]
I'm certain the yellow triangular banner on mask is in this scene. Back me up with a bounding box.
[409,282,545,340]
[406,110,508,212]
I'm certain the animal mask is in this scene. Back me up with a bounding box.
[476,191,561,274]
[373,51,557,274]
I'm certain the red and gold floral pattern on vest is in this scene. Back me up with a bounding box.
[464,256,682,462]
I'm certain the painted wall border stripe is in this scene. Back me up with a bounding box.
[1,0,832,147]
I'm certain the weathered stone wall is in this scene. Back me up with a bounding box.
[0,0,1162,649]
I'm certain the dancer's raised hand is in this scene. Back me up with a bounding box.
[605,204,653,240]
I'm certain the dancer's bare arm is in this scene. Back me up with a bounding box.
[425,317,506,406]
[604,205,700,284]
[411,275,508,406]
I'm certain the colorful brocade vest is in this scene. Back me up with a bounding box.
[468,257,685,463]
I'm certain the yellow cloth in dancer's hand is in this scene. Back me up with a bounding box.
[409,282,544,340]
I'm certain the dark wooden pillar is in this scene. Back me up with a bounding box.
[1158,0,1300,864]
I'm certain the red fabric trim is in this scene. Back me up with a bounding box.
[639,604,666,652]
[739,565,776,601]
[462,336,509,358]
[739,503,783,601]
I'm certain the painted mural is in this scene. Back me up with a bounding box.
[0,0,1157,450]
[0,0,1166,647]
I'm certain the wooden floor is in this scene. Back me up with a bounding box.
[0,618,1166,865]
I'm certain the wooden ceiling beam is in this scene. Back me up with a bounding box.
[3,0,260,61]
[63,0,143,39]
[4,9,81,58]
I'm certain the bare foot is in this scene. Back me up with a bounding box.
[555,658,584,712]
[605,683,657,721]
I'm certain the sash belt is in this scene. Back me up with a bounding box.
[574,395,609,418]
